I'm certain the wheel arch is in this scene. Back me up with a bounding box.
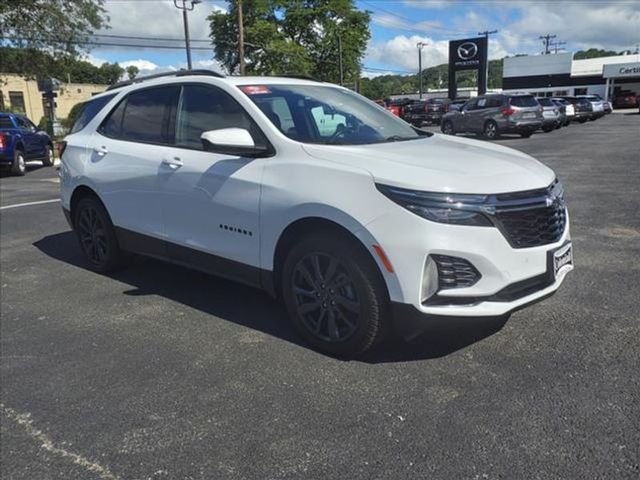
[69,185,108,227]
[271,217,391,302]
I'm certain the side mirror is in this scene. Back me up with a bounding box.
[200,128,270,158]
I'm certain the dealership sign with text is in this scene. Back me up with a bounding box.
[448,37,488,98]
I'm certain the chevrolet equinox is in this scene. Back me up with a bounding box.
[59,71,573,356]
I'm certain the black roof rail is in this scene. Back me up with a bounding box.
[267,74,322,82]
[106,69,225,91]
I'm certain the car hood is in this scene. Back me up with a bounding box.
[302,133,555,194]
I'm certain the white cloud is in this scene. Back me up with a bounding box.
[366,34,509,71]
[119,59,159,72]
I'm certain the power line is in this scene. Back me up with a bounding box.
[0,36,213,51]
[92,33,211,43]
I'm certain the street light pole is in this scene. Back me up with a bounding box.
[416,42,427,99]
[238,0,245,75]
[174,0,202,70]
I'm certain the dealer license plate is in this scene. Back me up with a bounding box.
[553,242,573,278]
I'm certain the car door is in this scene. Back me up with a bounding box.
[460,98,480,132]
[14,116,42,158]
[91,85,180,244]
[160,83,268,279]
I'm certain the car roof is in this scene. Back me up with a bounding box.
[89,73,335,101]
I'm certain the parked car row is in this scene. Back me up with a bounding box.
[0,112,55,175]
[433,92,614,140]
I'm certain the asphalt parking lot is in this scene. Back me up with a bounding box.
[1,111,639,480]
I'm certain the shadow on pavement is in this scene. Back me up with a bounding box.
[34,231,506,363]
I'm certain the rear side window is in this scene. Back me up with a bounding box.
[0,116,14,128]
[537,98,553,106]
[71,94,116,134]
[100,86,179,144]
[486,97,503,108]
[509,96,538,107]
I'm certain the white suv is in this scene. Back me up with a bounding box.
[59,71,573,356]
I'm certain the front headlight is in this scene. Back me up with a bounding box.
[376,183,493,227]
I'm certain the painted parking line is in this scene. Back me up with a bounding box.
[0,199,60,211]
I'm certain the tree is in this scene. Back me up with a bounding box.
[573,48,620,60]
[0,0,109,78]
[126,65,139,80]
[209,0,370,85]
[1,47,124,85]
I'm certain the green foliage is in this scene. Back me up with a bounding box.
[0,0,109,78]
[209,0,370,84]
[125,65,139,80]
[573,48,623,60]
[359,59,503,99]
[0,47,124,84]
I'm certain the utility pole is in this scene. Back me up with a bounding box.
[550,40,567,54]
[174,0,202,70]
[416,42,427,99]
[238,0,245,75]
[539,34,557,55]
[478,29,498,92]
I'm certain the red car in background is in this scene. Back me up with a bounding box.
[612,91,638,109]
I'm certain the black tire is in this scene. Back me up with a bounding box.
[74,196,125,273]
[11,149,26,176]
[281,231,389,357]
[578,117,588,123]
[42,145,54,166]
[441,120,455,135]
[519,130,532,138]
[483,120,499,140]
[542,125,554,133]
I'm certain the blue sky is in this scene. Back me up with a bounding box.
[87,0,640,77]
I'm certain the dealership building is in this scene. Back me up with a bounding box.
[503,52,640,100]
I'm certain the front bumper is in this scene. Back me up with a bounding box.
[362,204,572,335]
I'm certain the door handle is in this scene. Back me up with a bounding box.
[162,157,183,168]
[93,145,108,156]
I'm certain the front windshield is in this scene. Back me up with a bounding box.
[239,84,424,145]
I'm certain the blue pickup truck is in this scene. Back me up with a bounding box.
[0,112,55,176]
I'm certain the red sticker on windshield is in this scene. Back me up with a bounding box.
[240,85,272,95]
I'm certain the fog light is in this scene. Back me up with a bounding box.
[421,256,439,303]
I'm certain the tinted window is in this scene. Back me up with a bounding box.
[463,98,478,111]
[486,97,503,108]
[71,94,116,134]
[175,84,258,149]
[99,99,126,138]
[0,116,13,128]
[509,96,538,107]
[120,86,179,144]
[537,98,553,106]
[15,116,31,129]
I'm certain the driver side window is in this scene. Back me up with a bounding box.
[310,106,346,137]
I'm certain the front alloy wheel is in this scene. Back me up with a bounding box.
[291,253,360,343]
[282,232,389,357]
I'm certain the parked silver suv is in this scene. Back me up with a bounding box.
[441,94,543,139]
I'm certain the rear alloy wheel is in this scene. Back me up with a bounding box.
[483,121,498,140]
[42,145,54,166]
[11,150,26,176]
[441,121,455,135]
[282,232,388,357]
[74,197,124,273]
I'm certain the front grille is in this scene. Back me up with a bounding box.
[492,181,567,248]
[495,203,566,248]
